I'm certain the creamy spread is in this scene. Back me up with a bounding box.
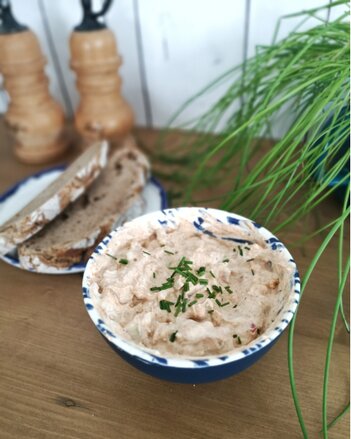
[89,213,293,358]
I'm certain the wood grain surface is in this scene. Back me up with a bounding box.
[0,122,349,439]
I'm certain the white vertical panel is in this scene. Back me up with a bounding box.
[0,0,66,114]
[328,2,349,22]
[106,0,146,125]
[138,0,246,128]
[41,0,145,124]
[248,0,331,57]
[39,0,83,116]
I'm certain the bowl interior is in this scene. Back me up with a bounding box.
[82,207,300,369]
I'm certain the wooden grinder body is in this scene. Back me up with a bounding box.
[70,28,134,146]
[0,30,67,164]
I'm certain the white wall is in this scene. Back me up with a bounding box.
[0,0,345,132]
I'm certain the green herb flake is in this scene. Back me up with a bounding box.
[153,272,156,278]
[199,279,208,285]
[215,298,222,307]
[197,266,206,276]
[222,258,229,263]
[225,286,233,294]
[150,277,174,292]
[106,253,117,260]
[143,250,151,256]
[244,246,251,251]
[257,328,261,335]
[169,331,178,342]
[164,250,175,255]
[195,293,204,299]
[233,334,237,338]
[209,270,215,278]
[233,304,238,308]
[246,258,255,262]
[159,300,174,312]
[251,269,255,276]
[238,246,243,256]
[208,310,214,314]
[188,300,197,307]
[237,336,242,345]
[119,258,129,265]
[182,282,190,293]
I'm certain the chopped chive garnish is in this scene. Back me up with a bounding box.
[153,272,156,278]
[221,302,230,307]
[164,250,174,255]
[238,246,243,256]
[150,277,174,292]
[197,266,206,276]
[225,286,233,294]
[199,279,208,285]
[106,253,117,260]
[181,299,188,313]
[188,300,197,307]
[233,304,238,308]
[195,293,204,299]
[237,336,242,344]
[209,270,215,278]
[246,258,255,262]
[215,299,222,307]
[160,244,165,247]
[182,282,190,293]
[233,248,236,252]
[244,246,251,251]
[213,285,223,295]
[208,310,214,314]
[233,334,237,338]
[186,272,198,285]
[143,250,151,255]
[159,300,174,312]
[222,258,229,263]
[257,328,261,335]
[251,269,255,276]
[169,331,178,342]
[207,288,216,299]
[119,258,128,265]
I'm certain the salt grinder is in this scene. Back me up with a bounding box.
[70,0,134,147]
[0,1,67,164]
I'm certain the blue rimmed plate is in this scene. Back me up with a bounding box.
[0,167,168,274]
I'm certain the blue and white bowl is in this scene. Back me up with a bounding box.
[82,207,300,384]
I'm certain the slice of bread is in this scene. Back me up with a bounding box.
[0,141,109,256]
[18,136,150,272]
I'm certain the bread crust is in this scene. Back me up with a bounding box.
[0,141,109,255]
[18,136,150,272]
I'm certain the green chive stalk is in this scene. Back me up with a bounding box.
[155,1,350,437]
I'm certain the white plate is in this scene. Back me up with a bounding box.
[0,166,168,274]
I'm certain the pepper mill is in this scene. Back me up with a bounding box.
[70,0,134,147]
[0,1,67,164]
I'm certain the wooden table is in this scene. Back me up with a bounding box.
[0,123,349,438]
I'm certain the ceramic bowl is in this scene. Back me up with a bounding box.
[82,207,300,384]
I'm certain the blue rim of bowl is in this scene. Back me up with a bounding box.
[0,166,168,272]
[82,207,301,369]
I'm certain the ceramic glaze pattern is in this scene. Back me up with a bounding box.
[82,207,300,375]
